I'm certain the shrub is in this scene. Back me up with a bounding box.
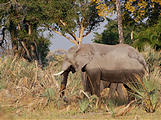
[127,46,160,113]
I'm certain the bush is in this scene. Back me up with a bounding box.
[127,46,160,113]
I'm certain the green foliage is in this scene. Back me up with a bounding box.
[92,19,132,45]
[106,99,115,116]
[0,0,50,64]
[40,0,77,31]
[79,98,90,113]
[39,0,104,44]
[93,20,119,45]
[42,88,56,101]
[126,47,160,113]
[36,37,50,64]
[127,75,160,113]
[133,19,161,51]
[142,46,161,73]
[79,95,99,113]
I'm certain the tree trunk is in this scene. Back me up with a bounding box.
[21,41,32,61]
[116,0,124,44]
[77,22,85,45]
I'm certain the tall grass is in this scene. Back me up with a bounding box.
[0,55,82,117]
[126,46,160,113]
[0,46,160,118]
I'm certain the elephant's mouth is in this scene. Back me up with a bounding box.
[63,65,76,75]
[68,65,76,73]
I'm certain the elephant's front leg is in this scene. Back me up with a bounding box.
[81,72,93,95]
[60,71,69,97]
[86,70,101,97]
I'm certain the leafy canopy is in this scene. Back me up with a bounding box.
[40,0,105,45]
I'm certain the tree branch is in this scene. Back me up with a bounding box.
[83,29,92,37]
[21,41,32,61]
[78,18,85,44]
[45,24,78,45]
[59,20,77,41]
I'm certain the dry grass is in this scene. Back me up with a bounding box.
[0,47,160,119]
[0,55,82,119]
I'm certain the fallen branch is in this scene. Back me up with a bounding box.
[114,100,136,117]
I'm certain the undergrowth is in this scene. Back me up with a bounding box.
[0,55,82,118]
[0,46,160,119]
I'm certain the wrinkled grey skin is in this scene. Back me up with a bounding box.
[58,43,148,97]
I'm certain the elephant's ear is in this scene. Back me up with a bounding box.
[62,60,72,71]
[74,45,94,71]
[75,55,91,71]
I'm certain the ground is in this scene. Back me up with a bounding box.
[1,105,161,120]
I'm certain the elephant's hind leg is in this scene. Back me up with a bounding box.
[116,83,128,102]
[108,83,117,99]
[108,83,128,104]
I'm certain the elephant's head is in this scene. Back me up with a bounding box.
[57,44,95,75]
[54,44,95,97]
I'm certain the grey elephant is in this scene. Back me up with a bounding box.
[54,43,148,97]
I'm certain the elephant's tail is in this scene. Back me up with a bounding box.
[136,52,149,74]
[139,57,149,74]
[135,56,149,74]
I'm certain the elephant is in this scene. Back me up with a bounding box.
[54,43,149,98]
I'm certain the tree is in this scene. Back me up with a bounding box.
[91,0,161,49]
[92,19,132,45]
[93,19,119,45]
[41,0,104,45]
[0,0,50,64]
[123,0,161,50]
[91,0,124,43]
[0,0,105,63]
[92,0,161,25]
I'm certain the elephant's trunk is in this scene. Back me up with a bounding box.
[60,71,69,97]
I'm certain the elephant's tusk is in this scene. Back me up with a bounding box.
[54,71,64,76]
